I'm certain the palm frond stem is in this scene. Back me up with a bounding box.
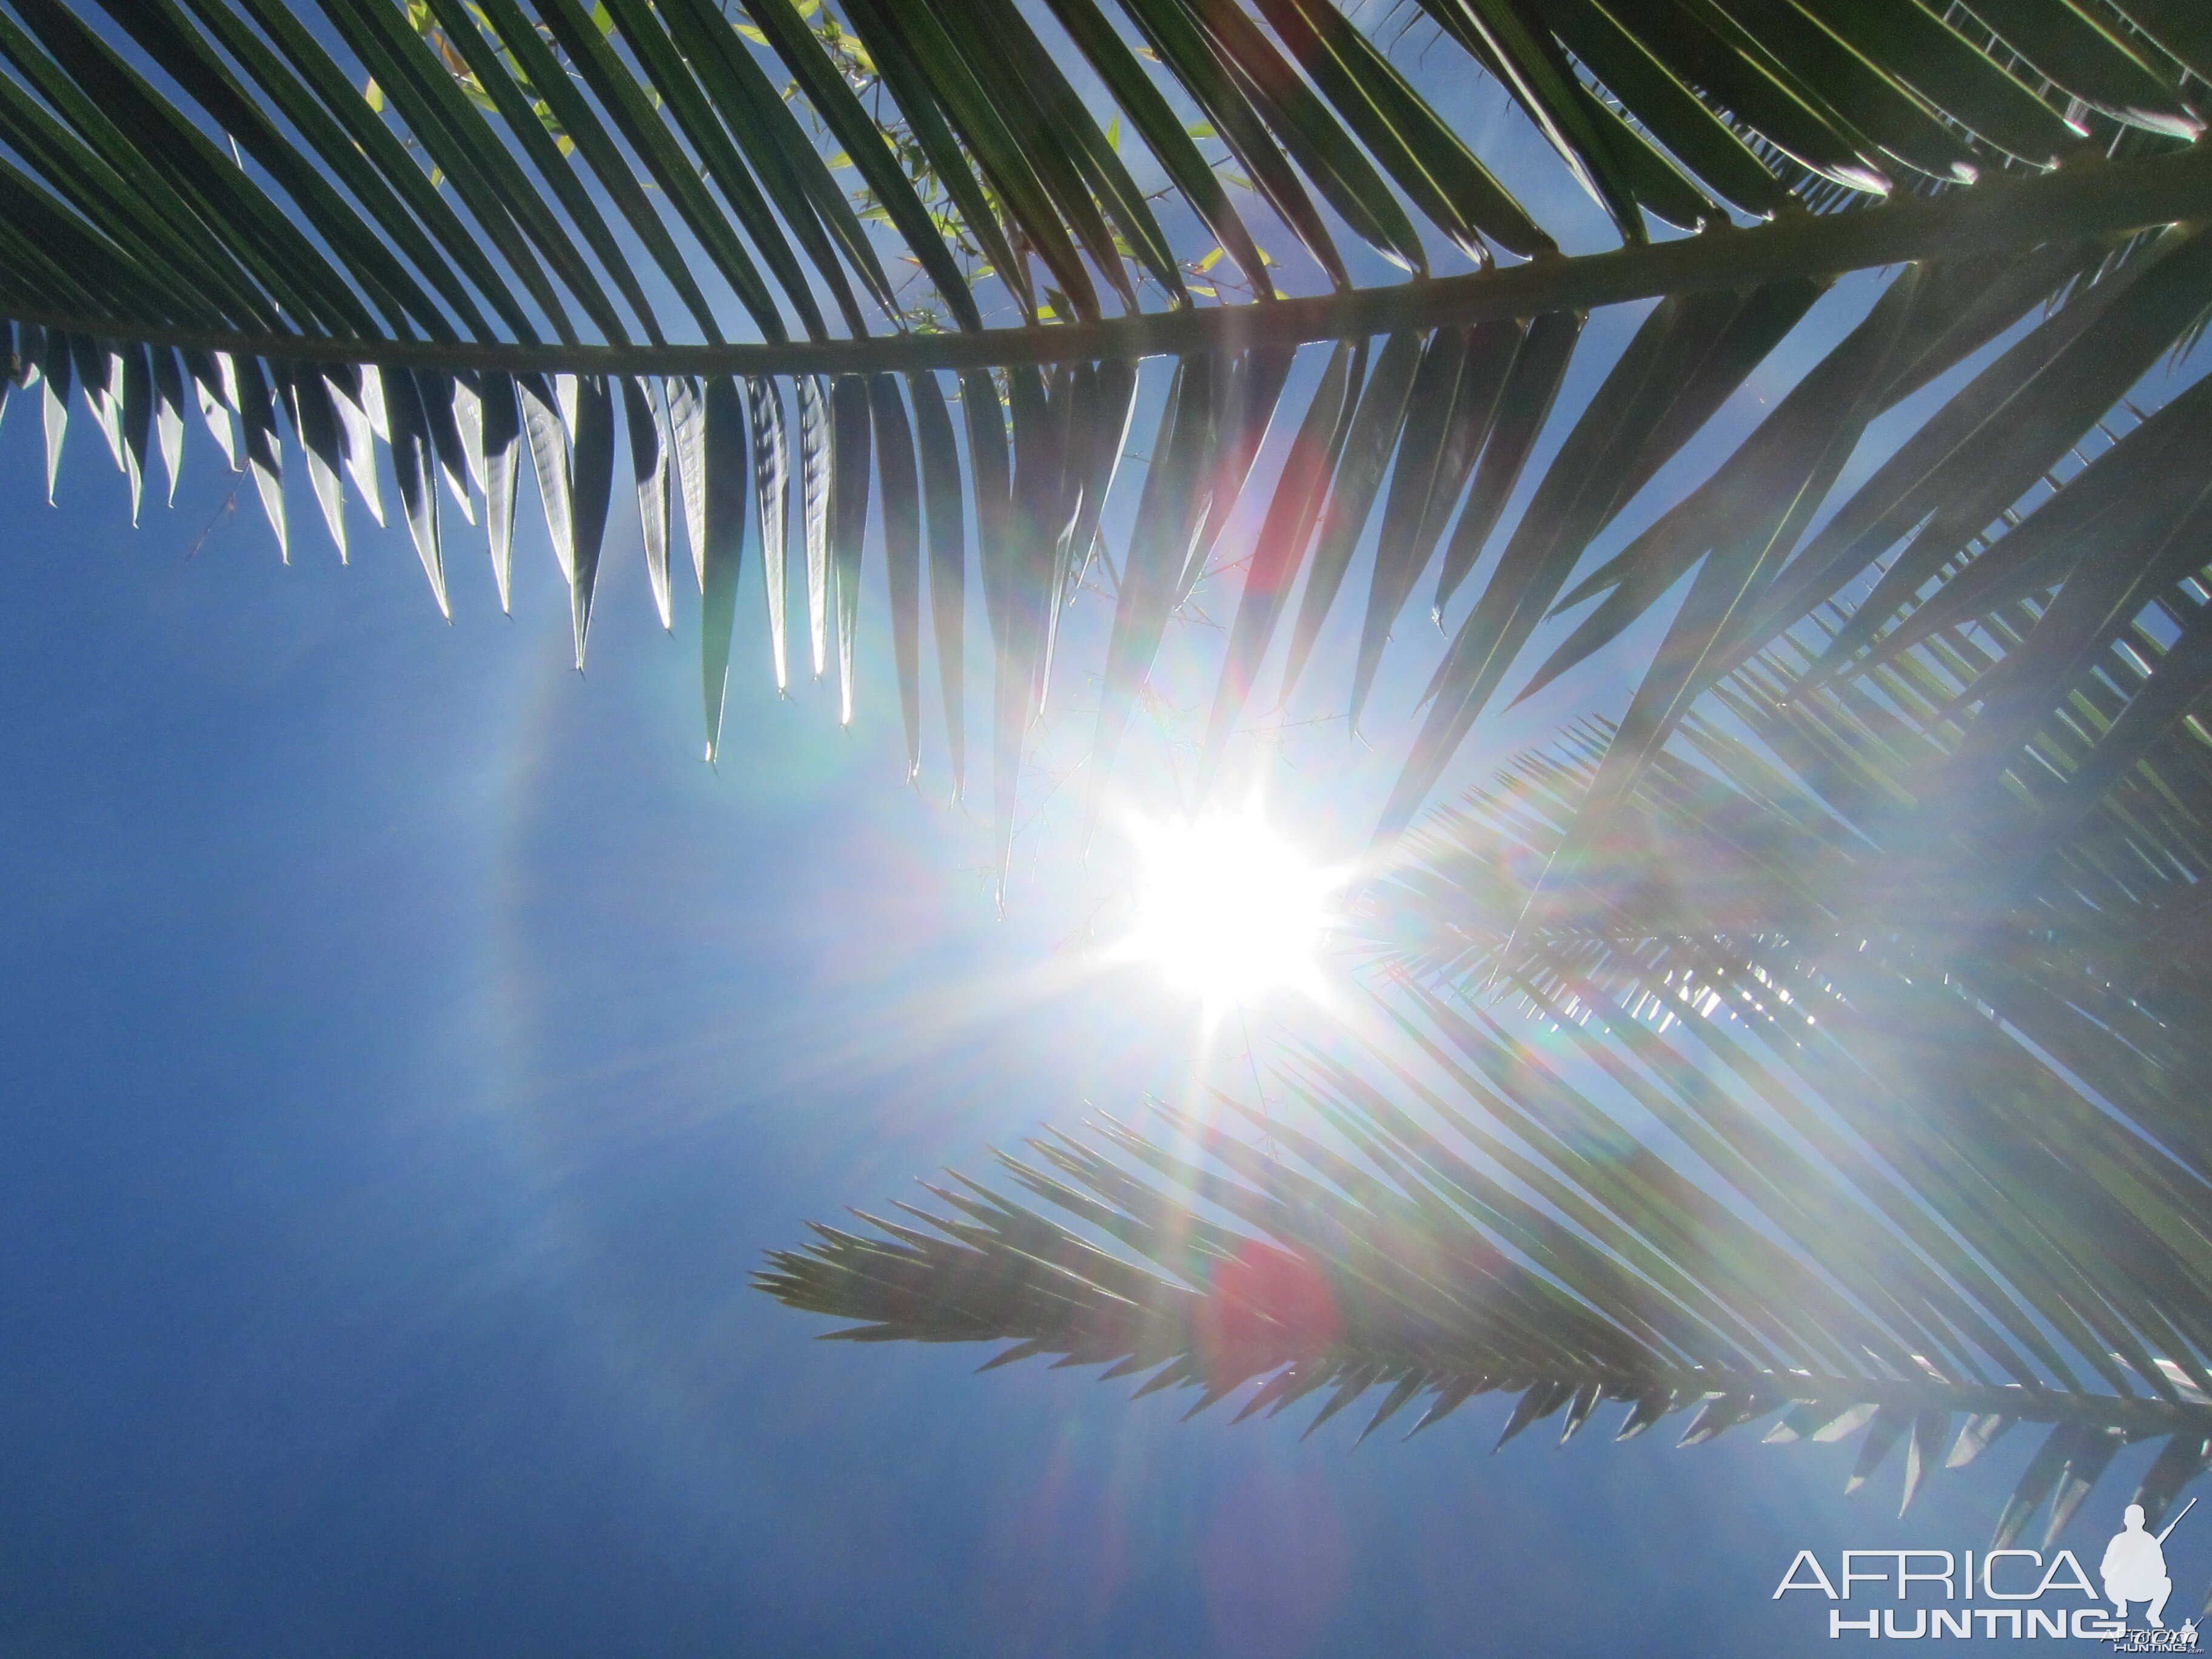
[11,142,2212,377]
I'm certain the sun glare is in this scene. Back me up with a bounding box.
[1120,808,1338,1007]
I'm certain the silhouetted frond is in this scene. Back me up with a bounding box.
[2,2,2210,888]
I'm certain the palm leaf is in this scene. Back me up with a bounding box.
[766,649,2212,1531]
[0,0,2204,882]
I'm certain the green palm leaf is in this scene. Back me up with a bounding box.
[1,0,2207,871]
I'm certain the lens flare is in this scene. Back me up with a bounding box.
[1119,807,1338,1007]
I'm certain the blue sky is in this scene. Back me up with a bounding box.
[3,6,2208,1651]
[1,343,2204,1659]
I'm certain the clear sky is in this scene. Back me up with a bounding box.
[0,324,2204,1659]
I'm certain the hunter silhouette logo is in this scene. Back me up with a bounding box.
[2104,1501,2186,1629]
[1775,1499,2203,1644]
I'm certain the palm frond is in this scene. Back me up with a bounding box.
[760,1024,2212,1535]
[766,629,2212,1539]
[763,407,2212,1538]
[2,1,2210,891]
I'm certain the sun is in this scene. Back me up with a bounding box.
[1119,807,1340,1008]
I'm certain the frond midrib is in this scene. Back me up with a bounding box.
[18,143,2212,377]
